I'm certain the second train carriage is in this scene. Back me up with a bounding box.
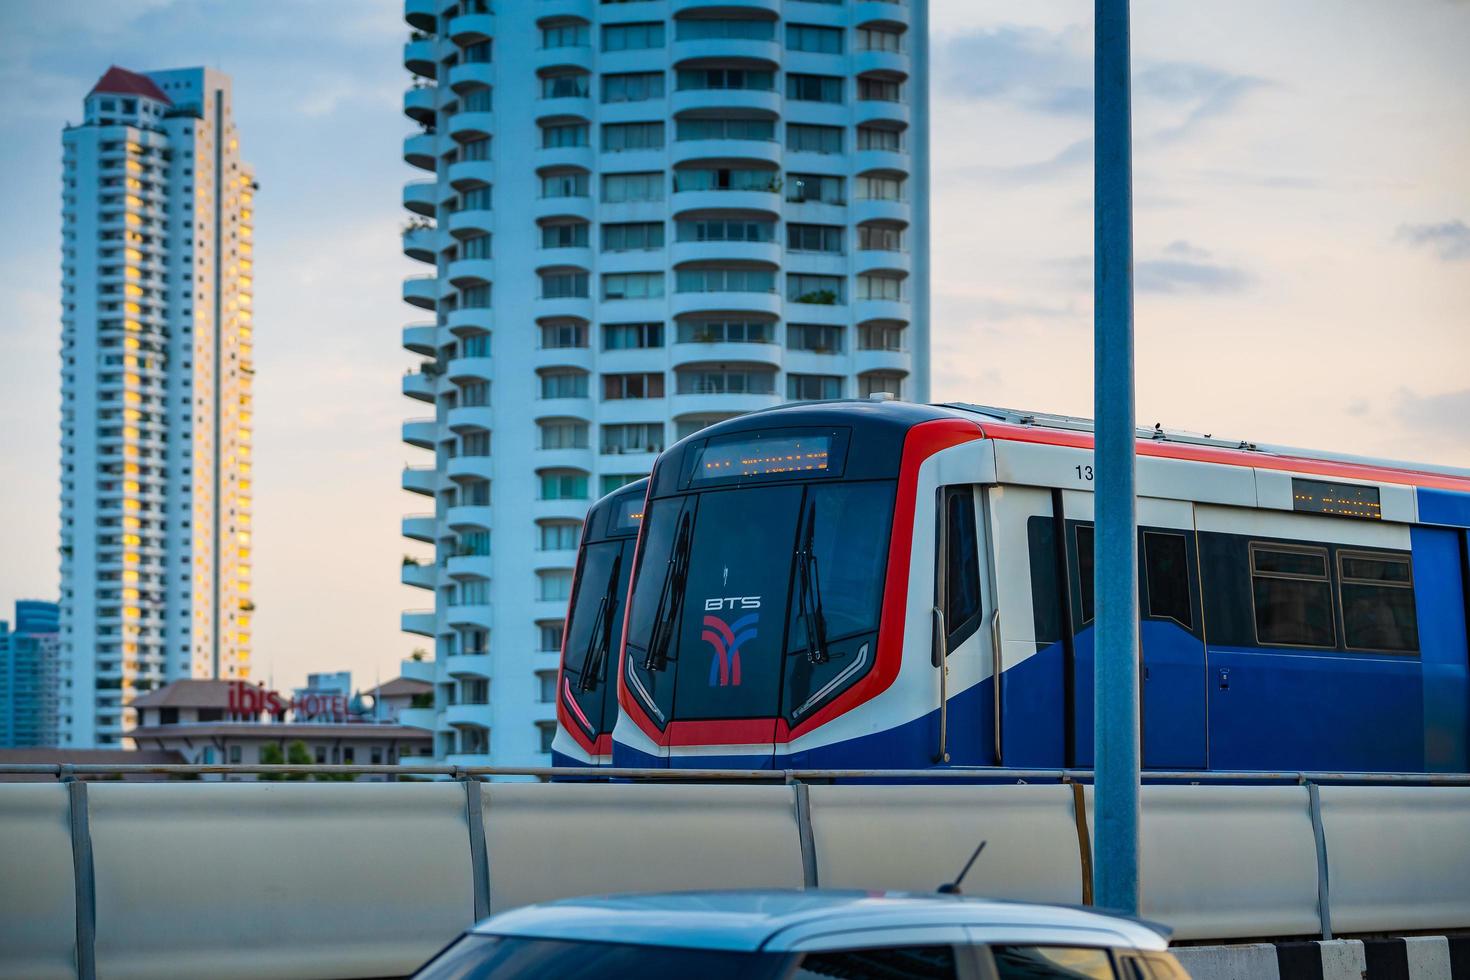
[592,400,1470,772]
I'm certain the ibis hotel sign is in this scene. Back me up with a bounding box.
[227,682,350,722]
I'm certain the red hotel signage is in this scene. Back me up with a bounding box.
[227,682,349,721]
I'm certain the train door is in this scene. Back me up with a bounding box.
[932,485,992,766]
[1065,495,1207,769]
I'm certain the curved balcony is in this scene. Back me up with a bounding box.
[854,297,911,325]
[403,133,437,172]
[446,504,493,530]
[445,604,494,629]
[671,38,781,69]
[855,248,912,277]
[446,554,489,579]
[671,188,780,218]
[537,0,593,21]
[671,137,782,168]
[404,0,436,32]
[403,39,437,79]
[401,562,437,590]
[402,275,438,310]
[448,111,494,141]
[672,0,781,13]
[447,405,494,431]
[670,391,782,418]
[853,197,911,226]
[536,96,594,124]
[670,87,781,117]
[447,208,493,237]
[447,456,494,482]
[403,86,437,124]
[534,44,593,75]
[531,346,592,373]
[402,225,439,263]
[855,99,911,129]
[402,323,438,355]
[531,497,591,523]
[853,0,910,29]
[533,296,594,321]
[447,355,493,382]
[671,340,781,369]
[448,12,495,44]
[533,447,592,472]
[444,702,492,728]
[401,370,437,402]
[402,417,439,449]
[534,548,578,573]
[402,514,438,542]
[447,61,494,92]
[446,258,494,287]
[853,147,911,177]
[536,144,595,172]
[446,159,493,189]
[446,307,492,336]
[401,609,437,637]
[535,396,594,422]
[536,245,593,272]
[445,654,493,679]
[671,289,781,319]
[531,195,593,224]
[855,49,910,78]
[855,348,912,375]
[670,238,780,267]
[402,465,438,495]
[402,180,438,217]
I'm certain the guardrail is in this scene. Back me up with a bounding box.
[1,768,1467,980]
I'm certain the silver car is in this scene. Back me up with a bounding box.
[413,889,1188,979]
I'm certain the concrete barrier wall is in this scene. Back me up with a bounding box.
[1319,786,1470,935]
[2,779,1468,979]
[0,784,76,980]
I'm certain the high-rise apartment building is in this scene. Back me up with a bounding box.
[60,67,256,746]
[399,0,929,765]
[0,601,62,748]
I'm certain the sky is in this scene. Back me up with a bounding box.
[0,0,1466,693]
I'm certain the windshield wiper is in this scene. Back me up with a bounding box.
[797,499,829,665]
[578,554,623,692]
[642,512,692,672]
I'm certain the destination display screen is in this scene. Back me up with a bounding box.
[1292,478,1382,520]
[691,434,836,483]
[611,494,644,534]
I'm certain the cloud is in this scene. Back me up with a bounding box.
[1392,387,1470,436]
[1163,241,1212,260]
[1396,220,1470,261]
[937,25,1092,116]
[944,137,1094,186]
[1136,259,1251,294]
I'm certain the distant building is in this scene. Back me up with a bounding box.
[60,66,256,747]
[125,678,431,777]
[0,748,186,782]
[0,601,62,748]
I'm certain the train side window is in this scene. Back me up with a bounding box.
[794,945,957,979]
[1076,524,1095,624]
[992,945,1115,979]
[1338,551,1419,653]
[1249,543,1335,648]
[943,486,982,650]
[1143,531,1193,630]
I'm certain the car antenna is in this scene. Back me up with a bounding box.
[937,841,987,895]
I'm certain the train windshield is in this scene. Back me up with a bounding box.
[560,538,632,740]
[623,479,894,732]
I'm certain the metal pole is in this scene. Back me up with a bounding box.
[1093,0,1141,914]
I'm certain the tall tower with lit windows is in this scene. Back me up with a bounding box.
[59,66,255,747]
[400,0,929,765]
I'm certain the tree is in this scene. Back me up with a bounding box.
[258,742,285,781]
[286,740,313,781]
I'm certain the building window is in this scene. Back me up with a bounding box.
[542,22,589,49]
[857,175,905,201]
[788,323,844,354]
[603,322,663,349]
[540,320,588,349]
[676,117,775,142]
[858,223,904,252]
[540,370,588,399]
[787,223,844,254]
[342,747,355,765]
[540,271,589,299]
[314,746,327,764]
[538,722,556,754]
[675,266,775,293]
[540,472,588,501]
[461,234,492,259]
[540,171,589,198]
[788,274,844,304]
[859,371,904,399]
[676,68,774,91]
[463,88,493,112]
[858,26,905,52]
[461,381,489,406]
[602,272,665,300]
[674,167,779,193]
[463,41,491,63]
[601,474,642,495]
[858,273,905,301]
[461,185,492,210]
[1249,543,1336,648]
[858,77,904,102]
[460,137,490,161]
[786,73,844,103]
[787,123,843,155]
[859,322,906,351]
[460,432,491,457]
[602,21,665,51]
[677,367,774,395]
[538,672,558,704]
[602,171,664,203]
[603,122,665,152]
[676,18,775,40]
[542,123,589,149]
[676,318,774,344]
[540,71,589,99]
[786,23,843,53]
[786,173,844,204]
[541,222,589,249]
[676,218,774,243]
[456,531,491,557]
[603,71,665,103]
[539,522,581,551]
[602,222,664,252]
[603,372,665,399]
[538,569,574,601]
[857,125,904,152]
[539,623,564,653]
[788,373,843,401]
[228,745,242,764]
[603,422,665,455]
[539,419,589,449]
[1338,551,1418,653]
[460,284,491,308]
[371,748,383,765]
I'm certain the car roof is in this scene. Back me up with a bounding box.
[472,890,1170,954]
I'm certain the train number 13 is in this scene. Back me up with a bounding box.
[1074,465,1094,481]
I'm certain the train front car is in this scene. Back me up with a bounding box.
[612,402,985,770]
[552,478,647,768]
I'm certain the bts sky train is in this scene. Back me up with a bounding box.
[554,400,1470,773]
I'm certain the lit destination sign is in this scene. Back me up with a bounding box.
[694,435,833,481]
[1292,478,1382,520]
[612,495,644,533]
